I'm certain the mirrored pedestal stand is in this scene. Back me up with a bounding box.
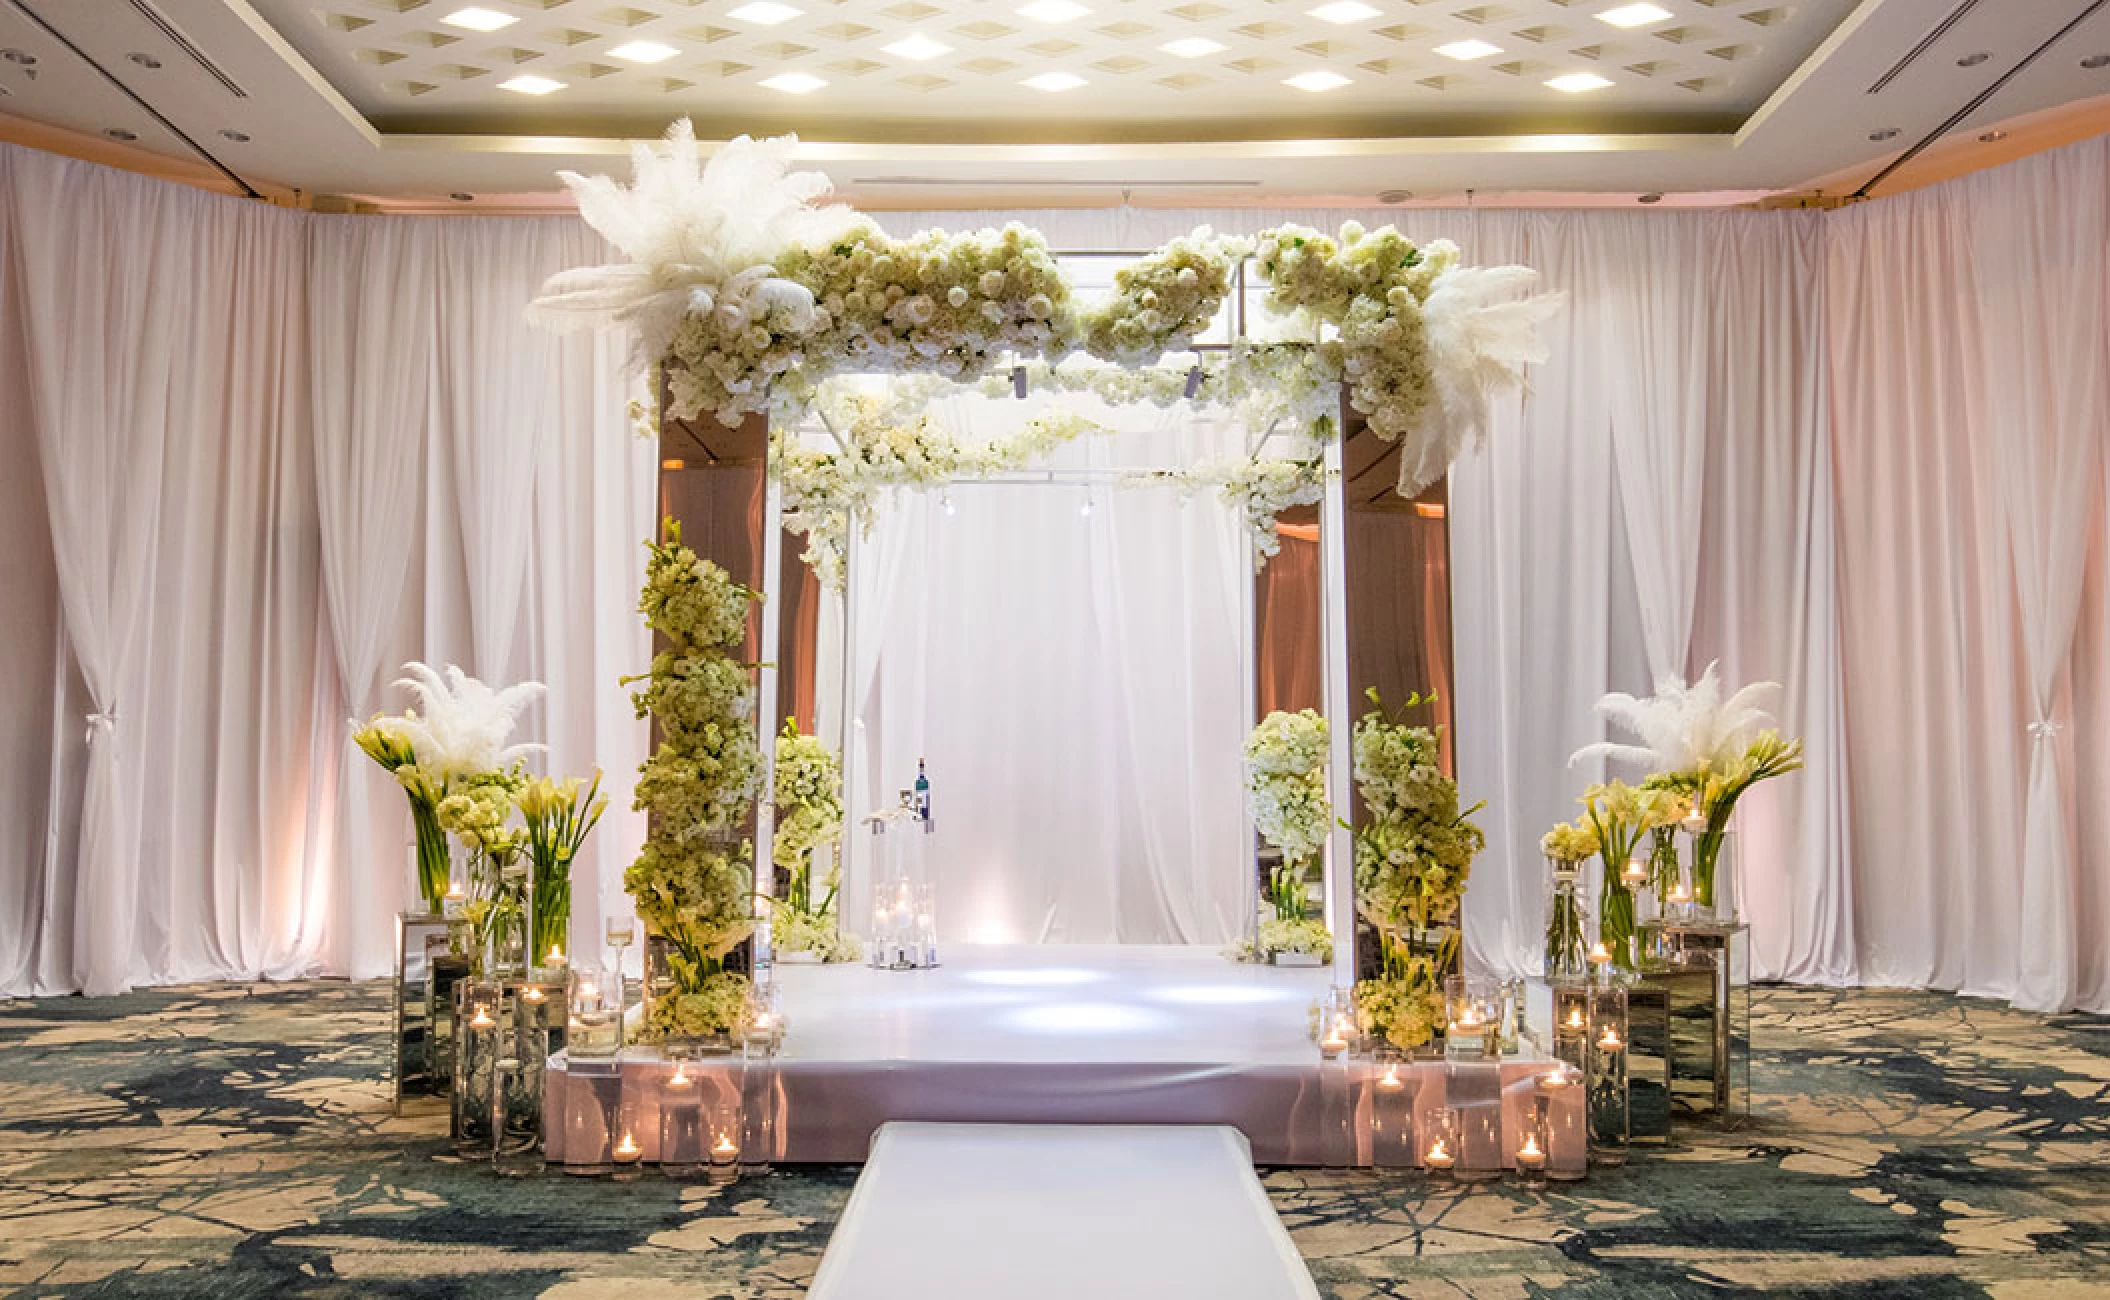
[1641,920,1751,1127]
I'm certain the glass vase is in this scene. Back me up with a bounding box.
[1586,983,1629,1167]
[1543,858,1587,980]
[409,797,452,917]
[1690,826,1738,923]
[452,980,504,1156]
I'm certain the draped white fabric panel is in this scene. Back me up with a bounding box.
[2,138,2106,1009]
[0,145,654,994]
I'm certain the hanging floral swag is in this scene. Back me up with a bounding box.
[528,121,1560,500]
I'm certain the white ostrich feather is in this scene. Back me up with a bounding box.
[1401,265,1564,495]
[526,121,862,368]
[390,661,546,779]
[1569,661,1780,774]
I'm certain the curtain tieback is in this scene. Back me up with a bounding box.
[2028,717,2063,743]
[85,705,118,746]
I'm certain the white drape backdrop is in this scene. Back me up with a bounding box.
[836,396,1248,945]
[3,136,2106,1009]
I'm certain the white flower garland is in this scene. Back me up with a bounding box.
[531,126,1558,498]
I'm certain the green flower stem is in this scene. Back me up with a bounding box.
[1599,881,1637,971]
[410,797,451,915]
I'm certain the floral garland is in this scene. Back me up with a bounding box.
[1349,690,1484,1052]
[624,519,762,1042]
[770,717,860,962]
[530,123,1557,498]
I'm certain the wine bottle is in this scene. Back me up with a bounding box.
[915,758,932,832]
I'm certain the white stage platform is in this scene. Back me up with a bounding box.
[769,943,1340,1163]
[776,943,1331,1065]
[807,1123,1320,1300]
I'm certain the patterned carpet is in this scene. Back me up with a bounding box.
[0,982,2104,1299]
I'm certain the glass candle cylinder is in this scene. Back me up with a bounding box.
[1513,1108,1550,1191]
[1317,984,1356,1060]
[567,965,623,1062]
[492,1056,545,1178]
[1369,1047,1418,1170]
[740,1037,779,1177]
[1422,1105,1460,1181]
[561,1060,621,1177]
[1535,1064,1588,1181]
[1551,983,1591,1074]
[452,981,504,1155]
[610,1127,645,1182]
[1587,982,1630,1166]
[659,1061,706,1179]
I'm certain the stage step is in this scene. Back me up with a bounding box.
[806,1123,1320,1300]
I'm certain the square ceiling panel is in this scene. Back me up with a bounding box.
[247,0,1863,144]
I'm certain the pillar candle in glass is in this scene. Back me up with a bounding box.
[1587,982,1629,1166]
[451,981,504,1155]
[1369,1047,1417,1170]
[1512,1110,1550,1191]
[610,1127,645,1182]
[659,1061,706,1179]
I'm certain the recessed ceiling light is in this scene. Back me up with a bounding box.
[1596,3,1672,27]
[760,71,826,93]
[729,2,802,25]
[1435,39,1502,61]
[440,6,518,32]
[608,40,679,64]
[1376,188,1412,203]
[218,128,251,143]
[1979,128,2009,143]
[104,128,138,142]
[1023,70,1087,91]
[2082,53,2110,69]
[1956,51,1990,67]
[498,74,564,95]
[1546,71,1614,92]
[1285,69,1351,92]
[1017,1,1091,23]
[127,53,162,69]
[1161,37,1227,58]
[1637,192,1663,204]
[883,34,953,60]
[1867,126,1899,142]
[1309,1,1380,23]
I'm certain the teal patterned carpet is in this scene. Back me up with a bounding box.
[0,981,2104,1298]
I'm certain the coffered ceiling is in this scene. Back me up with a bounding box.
[0,0,2106,206]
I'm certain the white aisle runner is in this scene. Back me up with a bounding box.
[806,1123,1321,1300]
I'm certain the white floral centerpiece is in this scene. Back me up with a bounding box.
[1234,710,1334,964]
[769,717,859,963]
[1349,690,1484,1052]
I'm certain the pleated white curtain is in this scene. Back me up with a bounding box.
[3,136,2107,1009]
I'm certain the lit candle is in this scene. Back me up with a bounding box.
[667,1065,693,1092]
[523,985,546,1004]
[1597,1023,1624,1052]
[1319,1013,1351,1059]
[1375,1064,1406,1093]
[1423,1138,1455,1171]
[1539,1069,1571,1093]
[1515,1132,1547,1172]
[468,1005,495,1030]
[1668,882,1692,906]
[710,1133,739,1165]
[1681,810,1707,837]
[1564,1005,1585,1031]
[546,944,568,971]
[1621,858,1647,888]
[613,1132,642,1165]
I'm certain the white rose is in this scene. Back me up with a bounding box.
[947,285,970,309]
[979,270,1006,296]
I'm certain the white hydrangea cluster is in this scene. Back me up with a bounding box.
[1075,229,1248,365]
[1243,709,1331,867]
[1256,222,1458,452]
